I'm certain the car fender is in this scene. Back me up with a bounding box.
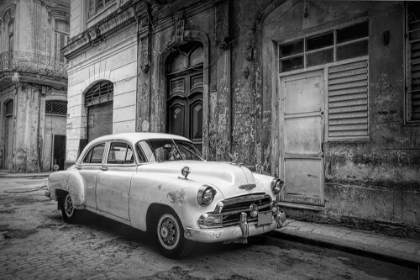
[129,174,223,232]
[48,171,86,209]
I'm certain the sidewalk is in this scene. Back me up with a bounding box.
[0,170,52,178]
[270,219,420,269]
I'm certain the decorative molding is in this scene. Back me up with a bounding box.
[64,0,144,59]
[243,67,250,79]
[174,10,185,43]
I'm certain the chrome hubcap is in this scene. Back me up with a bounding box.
[158,214,179,250]
[64,195,74,217]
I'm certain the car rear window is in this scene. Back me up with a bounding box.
[83,143,105,164]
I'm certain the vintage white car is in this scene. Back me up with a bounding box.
[46,133,286,259]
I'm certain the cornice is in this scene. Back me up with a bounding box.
[64,0,147,60]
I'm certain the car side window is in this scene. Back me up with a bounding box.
[82,143,105,164]
[107,142,135,164]
[135,143,147,163]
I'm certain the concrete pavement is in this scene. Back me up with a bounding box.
[272,220,420,269]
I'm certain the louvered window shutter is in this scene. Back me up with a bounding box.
[407,3,420,122]
[327,60,369,139]
[88,0,95,17]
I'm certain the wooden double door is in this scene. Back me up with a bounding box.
[167,70,203,151]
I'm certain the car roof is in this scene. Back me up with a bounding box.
[89,132,191,144]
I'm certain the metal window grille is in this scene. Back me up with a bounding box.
[406,3,420,122]
[46,100,67,116]
[279,20,369,73]
[85,81,114,106]
[5,100,13,116]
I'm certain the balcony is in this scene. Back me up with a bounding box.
[0,51,68,89]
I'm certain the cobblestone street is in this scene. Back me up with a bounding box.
[0,177,418,280]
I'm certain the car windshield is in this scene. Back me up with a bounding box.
[136,139,203,162]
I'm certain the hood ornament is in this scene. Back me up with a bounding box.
[239,184,256,191]
[228,152,238,163]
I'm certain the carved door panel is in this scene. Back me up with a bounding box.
[279,70,324,206]
[168,73,203,151]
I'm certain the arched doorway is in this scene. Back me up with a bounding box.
[166,42,204,151]
[85,80,113,142]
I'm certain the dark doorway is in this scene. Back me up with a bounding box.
[166,42,204,151]
[53,135,66,170]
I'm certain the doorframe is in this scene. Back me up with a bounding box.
[278,69,326,206]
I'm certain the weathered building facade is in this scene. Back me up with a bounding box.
[0,0,70,172]
[65,0,419,238]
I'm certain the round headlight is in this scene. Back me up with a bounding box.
[197,186,217,206]
[271,179,283,194]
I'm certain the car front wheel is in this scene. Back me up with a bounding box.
[60,192,78,223]
[156,210,194,259]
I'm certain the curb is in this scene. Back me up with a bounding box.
[0,174,50,179]
[267,229,420,269]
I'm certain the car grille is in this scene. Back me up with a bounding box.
[219,193,272,227]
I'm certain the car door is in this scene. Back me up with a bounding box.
[96,141,136,220]
[76,142,106,209]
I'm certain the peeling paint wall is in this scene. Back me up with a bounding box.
[257,0,419,237]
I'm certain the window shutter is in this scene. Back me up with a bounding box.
[327,60,369,138]
[97,0,104,11]
[5,100,13,116]
[56,33,60,60]
[407,3,420,121]
[88,0,95,17]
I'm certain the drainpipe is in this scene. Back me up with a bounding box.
[37,86,43,172]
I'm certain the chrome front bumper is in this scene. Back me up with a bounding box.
[185,211,286,243]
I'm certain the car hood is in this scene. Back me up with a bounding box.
[137,161,268,198]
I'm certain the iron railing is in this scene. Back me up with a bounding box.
[0,51,67,79]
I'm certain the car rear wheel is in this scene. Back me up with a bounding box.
[60,192,78,223]
[155,209,194,259]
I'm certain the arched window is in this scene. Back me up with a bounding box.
[85,80,114,106]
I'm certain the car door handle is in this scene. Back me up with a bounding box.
[100,166,108,171]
